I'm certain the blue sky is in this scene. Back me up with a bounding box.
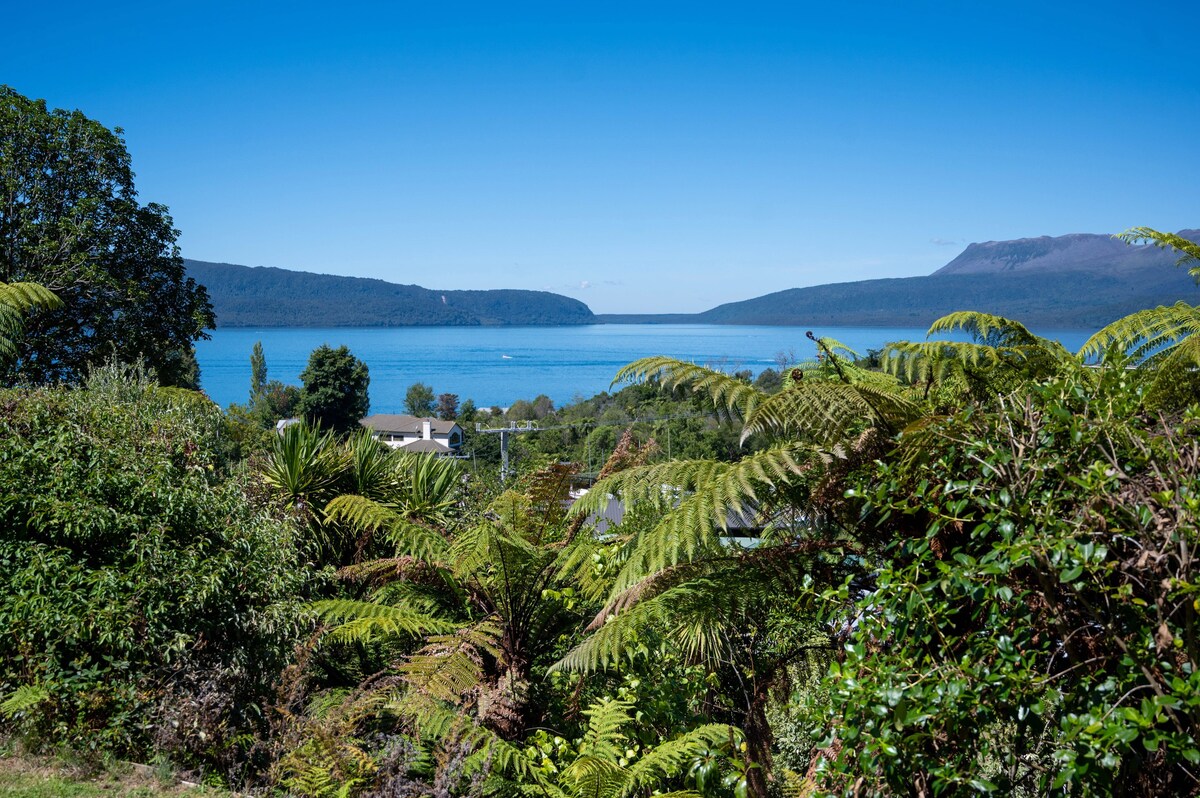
[3,1,1197,313]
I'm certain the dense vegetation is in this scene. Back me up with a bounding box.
[2,89,1199,798]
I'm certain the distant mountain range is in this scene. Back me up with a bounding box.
[188,230,1200,331]
[185,260,596,327]
[599,230,1200,329]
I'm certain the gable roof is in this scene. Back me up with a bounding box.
[403,438,454,454]
[360,414,462,436]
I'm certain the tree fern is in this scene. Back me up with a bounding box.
[399,622,503,705]
[0,280,60,362]
[1081,301,1200,367]
[739,381,919,444]
[882,311,1072,396]
[1116,226,1200,278]
[570,445,813,595]
[312,598,455,644]
[324,494,450,565]
[614,356,765,419]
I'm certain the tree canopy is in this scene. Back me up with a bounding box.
[0,86,214,386]
[297,344,370,433]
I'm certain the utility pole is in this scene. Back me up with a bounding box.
[475,420,540,481]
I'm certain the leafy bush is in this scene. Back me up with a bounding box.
[823,364,1200,794]
[0,366,309,774]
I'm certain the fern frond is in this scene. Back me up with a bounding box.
[324,494,450,563]
[882,340,1012,382]
[1080,302,1200,365]
[400,621,503,705]
[623,724,734,796]
[614,356,764,418]
[396,692,545,785]
[1118,227,1200,278]
[312,599,454,643]
[739,381,918,444]
[575,445,810,594]
[0,684,49,718]
[0,281,61,358]
[926,310,1041,346]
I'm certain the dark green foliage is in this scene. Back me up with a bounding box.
[404,382,435,416]
[824,364,1200,795]
[297,345,370,433]
[436,392,458,420]
[0,87,214,386]
[184,259,595,327]
[0,366,307,768]
[250,340,267,399]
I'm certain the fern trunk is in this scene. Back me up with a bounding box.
[744,681,774,798]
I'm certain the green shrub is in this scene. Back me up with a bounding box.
[0,366,310,775]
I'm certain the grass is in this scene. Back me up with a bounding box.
[0,752,226,797]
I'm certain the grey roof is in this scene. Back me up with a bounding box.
[403,438,454,454]
[360,414,462,436]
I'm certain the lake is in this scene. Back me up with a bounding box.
[194,324,1095,413]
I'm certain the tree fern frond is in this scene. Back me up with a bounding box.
[739,381,918,444]
[882,340,1013,382]
[324,494,450,563]
[1117,227,1200,279]
[578,697,633,756]
[551,592,671,673]
[926,310,1042,346]
[312,599,454,644]
[580,446,810,593]
[623,724,733,796]
[1080,302,1200,365]
[0,281,61,361]
[614,356,764,418]
[396,692,545,784]
[400,621,503,705]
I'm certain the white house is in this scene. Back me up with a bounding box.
[359,414,464,455]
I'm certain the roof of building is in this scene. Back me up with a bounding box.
[360,414,462,436]
[403,438,454,454]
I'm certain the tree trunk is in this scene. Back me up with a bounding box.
[744,682,774,798]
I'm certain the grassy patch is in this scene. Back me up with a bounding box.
[0,754,224,797]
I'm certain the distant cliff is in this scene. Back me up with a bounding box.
[186,260,596,327]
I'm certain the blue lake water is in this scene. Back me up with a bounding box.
[194,324,1095,413]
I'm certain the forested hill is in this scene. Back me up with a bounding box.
[600,229,1200,329]
[186,260,596,327]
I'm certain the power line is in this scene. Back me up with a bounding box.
[474,411,719,480]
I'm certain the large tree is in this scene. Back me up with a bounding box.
[0,86,214,386]
[297,344,370,433]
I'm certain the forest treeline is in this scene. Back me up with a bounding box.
[186,260,596,327]
[1,87,1199,797]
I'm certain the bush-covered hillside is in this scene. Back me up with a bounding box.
[186,261,595,327]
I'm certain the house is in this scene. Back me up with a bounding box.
[359,414,464,455]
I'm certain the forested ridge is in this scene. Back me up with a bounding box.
[186,260,595,327]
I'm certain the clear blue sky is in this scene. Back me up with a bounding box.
[3,1,1197,313]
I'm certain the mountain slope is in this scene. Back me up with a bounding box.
[934,230,1200,276]
[689,230,1200,329]
[186,260,595,327]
